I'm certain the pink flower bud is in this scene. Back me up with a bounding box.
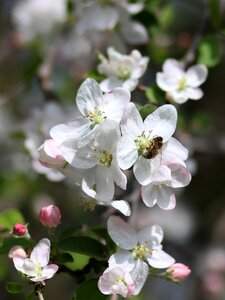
[39,205,61,229]
[13,223,27,236]
[167,263,191,282]
[9,246,27,259]
[38,139,66,168]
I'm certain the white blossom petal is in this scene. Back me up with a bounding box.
[117,136,138,170]
[96,166,115,201]
[147,248,175,269]
[30,238,50,267]
[109,250,135,271]
[134,156,159,186]
[111,200,131,216]
[138,224,164,247]
[131,260,149,295]
[185,87,203,100]
[186,64,208,87]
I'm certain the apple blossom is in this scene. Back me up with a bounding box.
[98,47,149,92]
[9,246,27,260]
[39,205,61,229]
[107,216,175,293]
[117,103,179,185]
[156,58,208,104]
[12,238,58,282]
[167,263,191,282]
[13,224,27,237]
[98,266,135,297]
[50,78,130,159]
[71,120,127,202]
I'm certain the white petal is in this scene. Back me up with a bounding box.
[141,184,157,208]
[168,163,192,188]
[155,186,176,210]
[144,104,177,142]
[163,137,188,164]
[120,102,144,138]
[109,250,135,271]
[133,156,159,186]
[100,78,124,92]
[122,20,148,45]
[20,259,36,277]
[107,216,137,250]
[186,64,208,87]
[71,143,97,169]
[127,3,144,14]
[111,200,131,216]
[152,165,172,184]
[138,224,164,247]
[147,248,175,269]
[94,120,120,150]
[96,166,114,201]
[156,73,178,92]
[41,264,59,280]
[186,87,203,100]
[122,78,138,92]
[30,238,50,267]
[131,260,149,295]
[76,78,103,116]
[13,257,26,273]
[167,91,189,104]
[117,136,138,170]
[162,59,184,77]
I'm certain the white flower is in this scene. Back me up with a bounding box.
[156,59,208,104]
[12,0,67,41]
[108,216,175,294]
[71,120,127,202]
[141,161,192,210]
[98,47,149,92]
[117,103,178,185]
[98,266,135,297]
[12,239,58,282]
[50,78,130,158]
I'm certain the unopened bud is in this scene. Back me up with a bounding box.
[39,205,61,229]
[167,263,191,282]
[38,139,66,168]
[13,224,27,237]
[9,246,27,259]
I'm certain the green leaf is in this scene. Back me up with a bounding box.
[145,85,165,105]
[59,225,81,241]
[6,282,24,294]
[197,35,222,67]
[73,279,108,300]
[138,104,157,119]
[0,209,25,230]
[209,0,222,29]
[57,236,107,259]
[0,237,34,255]
[55,253,74,264]
[64,253,89,271]
[92,228,116,253]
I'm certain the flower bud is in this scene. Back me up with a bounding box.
[167,263,191,282]
[39,205,61,229]
[9,246,27,259]
[38,139,66,168]
[13,223,27,236]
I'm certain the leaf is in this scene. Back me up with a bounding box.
[197,35,222,67]
[138,104,157,119]
[64,253,89,271]
[73,279,108,300]
[59,225,81,241]
[57,236,107,259]
[85,70,104,82]
[209,0,222,29]
[0,209,25,230]
[6,282,24,294]
[145,85,165,105]
[55,253,74,264]
[0,237,34,255]
[92,228,116,253]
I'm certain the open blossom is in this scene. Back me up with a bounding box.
[12,0,67,41]
[117,103,180,186]
[156,59,208,104]
[71,120,127,202]
[98,47,149,92]
[98,266,135,297]
[11,238,58,282]
[50,78,130,159]
[39,205,61,229]
[167,263,191,282]
[107,216,175,294]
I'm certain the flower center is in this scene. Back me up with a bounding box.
[117,65,131,80]
[115,278,127,285]
[86,107,106,128]
[99,149,113,167]
[177,77,187,91]
[133,244,152,260]
[134,132,163,159]
[34,263,42,277]
[80,198,96,211]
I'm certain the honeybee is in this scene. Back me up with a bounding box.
[142,136,163,159]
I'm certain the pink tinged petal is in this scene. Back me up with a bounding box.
[155,186,176,210]
[120,102,144,138]
[108,251,135,271]
[111,200,131,216]
[133,156,159,186]
[156,73,178,92]
[169,164,192,188]
[96,166,115,202]
[141,184,157,208]
[107,216,137,250]
[76,78,103,116]
[144,104,177,142]
[163,137,188,164]
[152,165,172,184]
[110,283,128,297]
[30,238,50,267]
[186,64,208,87]
[137,224,164,248]
[147,248,175,269]
[38,140,66,168]
[131,260,149,295]
[117,136,138,170]
[9,246,27,259]
[186,87,203,100]
[41,264,59,280]
[122,20,148,45]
